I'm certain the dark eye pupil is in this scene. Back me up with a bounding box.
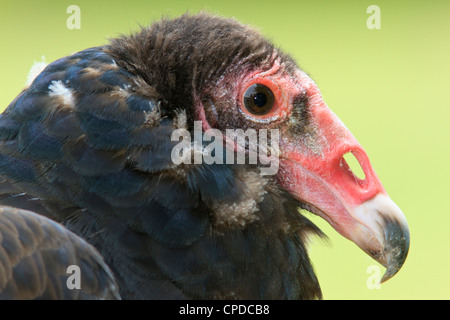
[243,84,275,115]
[253,92,267,108]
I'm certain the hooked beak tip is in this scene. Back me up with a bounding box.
[348,194,410,283]
[379,215,410,283]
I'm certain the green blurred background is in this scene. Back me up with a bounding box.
[0,0,448,299]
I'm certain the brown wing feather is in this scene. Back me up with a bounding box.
[0,206,120,300]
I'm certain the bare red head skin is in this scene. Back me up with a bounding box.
[196,55,409,283]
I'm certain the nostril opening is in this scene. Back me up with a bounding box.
[342,152,366,181]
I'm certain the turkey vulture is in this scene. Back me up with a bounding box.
[0,13,409,299]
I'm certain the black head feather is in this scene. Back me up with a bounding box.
[106,13,298,122]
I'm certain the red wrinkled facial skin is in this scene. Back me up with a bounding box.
[194,56,386,241]
[195,57,306,133]
[276,71,386,239]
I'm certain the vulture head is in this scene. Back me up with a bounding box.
[109,13,409,280]
[0,12,409,299]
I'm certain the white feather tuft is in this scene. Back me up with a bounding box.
[48,80,74,106]
[26,56,47,87]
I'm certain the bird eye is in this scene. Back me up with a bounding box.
[243,84,275,115]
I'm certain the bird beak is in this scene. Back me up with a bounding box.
[277,75,410,282]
